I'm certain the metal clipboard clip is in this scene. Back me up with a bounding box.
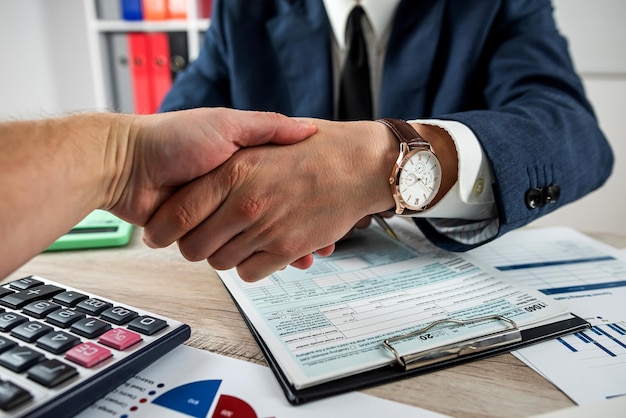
[382,315,522,371]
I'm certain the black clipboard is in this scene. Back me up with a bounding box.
[228,290,589,405]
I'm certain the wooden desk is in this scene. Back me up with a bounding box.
[5,229,624,418]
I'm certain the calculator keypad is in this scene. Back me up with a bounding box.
[99,328,142,351]
[0,381,32,411]
[0,275,183,414]
[1,285,64,309]
[36,331,80,354]
[65,342,112,368]
[27,359,78,388]
[100,306,138,325]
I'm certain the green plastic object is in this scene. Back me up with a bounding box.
[46,210,133,251]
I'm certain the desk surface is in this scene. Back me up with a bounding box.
[6,229,625,418]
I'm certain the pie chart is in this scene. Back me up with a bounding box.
[150,379,257,418]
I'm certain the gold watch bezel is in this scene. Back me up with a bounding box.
[390,142,442,215]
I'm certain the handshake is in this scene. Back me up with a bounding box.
[100,108,399,281]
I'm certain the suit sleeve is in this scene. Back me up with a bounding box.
[416,0,614,251]
[159,1,232,112]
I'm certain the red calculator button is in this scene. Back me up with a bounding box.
[99,328,142,351]
[65,342,112,368]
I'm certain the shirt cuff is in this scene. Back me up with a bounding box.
[406,119,496,220]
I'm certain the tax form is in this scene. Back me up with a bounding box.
[467,226,626,404]
[217,221,571,390]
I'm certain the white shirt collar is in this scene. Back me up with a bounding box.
[323,0,401,49]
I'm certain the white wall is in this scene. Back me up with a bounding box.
[0,1,623,235]
[529,0,626,235]
[0,0,93,119]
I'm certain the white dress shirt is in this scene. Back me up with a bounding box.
[323,0,499,244]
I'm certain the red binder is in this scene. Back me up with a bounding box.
[128,33,153,114]
[146,33,172,112]
[198,0,212,18]
[128,33,173,114]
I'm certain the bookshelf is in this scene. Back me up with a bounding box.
[83,0,210,112]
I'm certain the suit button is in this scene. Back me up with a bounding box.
[544,184,561,204]
[525,188,544,209]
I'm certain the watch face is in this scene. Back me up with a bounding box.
[398,150,442,210]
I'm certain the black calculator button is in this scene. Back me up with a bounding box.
[11,321,54,343]
[75,298,113,315]
[128,316,168,335]
[36,331,80,355]
[0,380,32,411]
[27,359,78,388]
[0,337,17,354]
[0,285,64,310]
[52,291,89,307]
[0,288,13,299]
[70,318,111,339]
[0,346,45,373]
[22,300,62,319]
[45,309,86,328]
[0,313,28,332]
[8,277,44,290]
[100,306,138,325]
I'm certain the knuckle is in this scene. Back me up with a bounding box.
[237,196,266,221]
[263,111,284,122]
[253,110,285,125]
[226,157,271,221]
[263,111,284,133]
[170,204,195,232]
[223,152,251,185]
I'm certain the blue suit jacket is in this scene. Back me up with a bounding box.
[160,0,614,251]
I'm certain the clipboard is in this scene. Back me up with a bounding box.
[229,291,589,405]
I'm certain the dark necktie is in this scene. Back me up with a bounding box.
[338,6,373,121]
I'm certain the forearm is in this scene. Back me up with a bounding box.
[0,113,134,278]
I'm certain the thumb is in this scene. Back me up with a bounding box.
[232,112,317,147]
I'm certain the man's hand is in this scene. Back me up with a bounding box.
[143,119,398,281]
[106,108,317,227]
[0,108,316,279]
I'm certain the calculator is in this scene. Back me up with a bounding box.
[46,210,134,251]
[0,276,191,417]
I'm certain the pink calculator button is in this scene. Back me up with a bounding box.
[65,342,112,368]
[99,328,142,351]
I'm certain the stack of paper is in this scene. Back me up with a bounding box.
[468,227,626,404]
[217,220,586,404]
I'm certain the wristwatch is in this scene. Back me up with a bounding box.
[378,118,449,215]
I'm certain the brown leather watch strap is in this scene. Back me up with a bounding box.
[378,118,459,213]
[378,118,430,150]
